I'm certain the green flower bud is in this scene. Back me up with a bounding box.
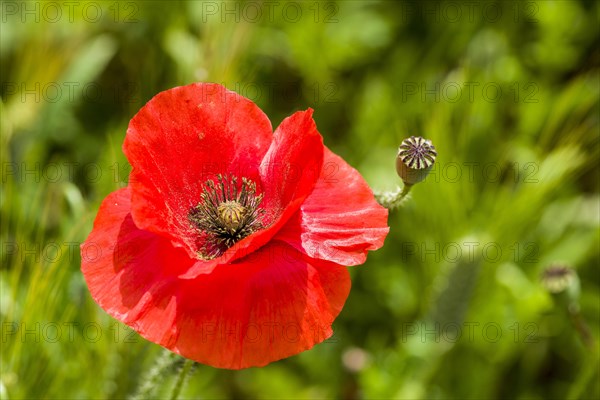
[396,136,437,186]
[541,264,580,307]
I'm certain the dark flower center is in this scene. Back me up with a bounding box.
[189,174,264,259]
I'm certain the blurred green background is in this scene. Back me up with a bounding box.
[1,0,599,398]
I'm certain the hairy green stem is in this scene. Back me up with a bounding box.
[130,350,175,400]
[170,359,195,400]
[569,307,594,349]
[374,184,413,209]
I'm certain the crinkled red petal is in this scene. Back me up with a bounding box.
[174,242,350,369]
[123,83,273,258]
[275,147,389,265]
[81,188,350,369]
[81,188,194,325]
[180,109,324,278]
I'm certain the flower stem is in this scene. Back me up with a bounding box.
[375,184,413,209]
[569,306,595,350]
[170,358,195,400]
[130,349,175,400]
[400,183,413,197]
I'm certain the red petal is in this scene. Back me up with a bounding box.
[259,109,323,219]
[123,83,273,257]
[173,242,350,369]
[275,147,389,265]
[81,188,194,328]
[180,109,324,278]
[81,189,350,369]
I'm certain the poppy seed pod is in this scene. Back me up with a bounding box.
[396,136,437,186]
[541,264,580,307]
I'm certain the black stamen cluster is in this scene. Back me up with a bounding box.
[189,174,264,259]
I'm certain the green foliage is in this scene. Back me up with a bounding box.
[1,1,598,399]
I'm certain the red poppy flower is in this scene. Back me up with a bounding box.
[81,83,389,369]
